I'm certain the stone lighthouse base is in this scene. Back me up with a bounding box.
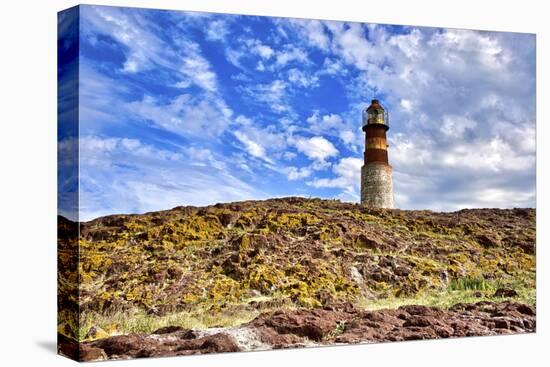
[361,163,394,208]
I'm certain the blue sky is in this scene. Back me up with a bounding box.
[58,5,536,221]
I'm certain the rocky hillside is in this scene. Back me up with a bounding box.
[58,197,536,360]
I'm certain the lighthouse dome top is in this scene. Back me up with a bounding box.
[367,99,384,111]
[362,99,389,130]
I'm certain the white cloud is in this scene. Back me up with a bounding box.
[244,79,291,113]
[400,99,412,111]
[232,115,291,167]
[440,115,477,137]
[326,22,374,71]
[428,29,510,70]
[287,68,319,88]
[265,80,287,100]
[471,188,535,208]
[82,6,173,73]
[234,131,267,159]
[307,112,344,130]
[308,157,363,202]
[254,43,275,59]
[82,6,220,93]
[283,166,313,181]
[256,61,266,71]
[302,20,330,50]
[324,114,345,127]
[224,37,308,72]
[225,47,246,68]
[173,80,192,89]
[283,19,330,50]
[78,136,267,221]
[79,60,130,127]
[440,137,535,172]
[388,28,423,59]
[188,146,218,162]
[126,94,233,137]
[321,58,348,76]
[388,133,433,173]
[275,46,309,67]
[178,39,219,92]
[206,19,230,41]
[495,122,535,155]
[239,38,276,60]
[293,136,338,162]
[79,136,183,167]
[339,130,356,146]
[282,151,297,160]
[309,157,362,189]
[305,112,361,150]
[181,57,217,92]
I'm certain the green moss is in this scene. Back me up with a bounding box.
[260,211,322,234]
[171,214,223,241]
[209,275,243,302]
[237,234,250,252]
[246,264,283,293]
[317,225,342,243]
[233,208,264,229]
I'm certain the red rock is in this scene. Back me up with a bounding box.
[198,334,240,353]
[248,309,348,341]
[79,345,107,361]
[516,304,535,316]
[248,301,535,348]
[476,233,501,248]
[83,331,240,360]
[75,300,535,360]
[494,319,510,329]
[493,288,518,298]
[152,326,184,334]
[403,315,441,328]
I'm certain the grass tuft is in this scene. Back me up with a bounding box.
[449,276,492,291]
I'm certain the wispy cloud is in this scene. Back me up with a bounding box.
[82,6,171,73]
[205,19,231,41]
[78,135,267,220]
[126,94,233,138]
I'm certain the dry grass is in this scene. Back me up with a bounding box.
[359,275,535,311]
[79,307,260,341]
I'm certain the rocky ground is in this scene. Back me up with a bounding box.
[59,301,535,361]
[57,197,536,361]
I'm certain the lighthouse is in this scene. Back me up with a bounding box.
[360,99,394,208]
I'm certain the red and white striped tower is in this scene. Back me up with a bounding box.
[360,99,394,208]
